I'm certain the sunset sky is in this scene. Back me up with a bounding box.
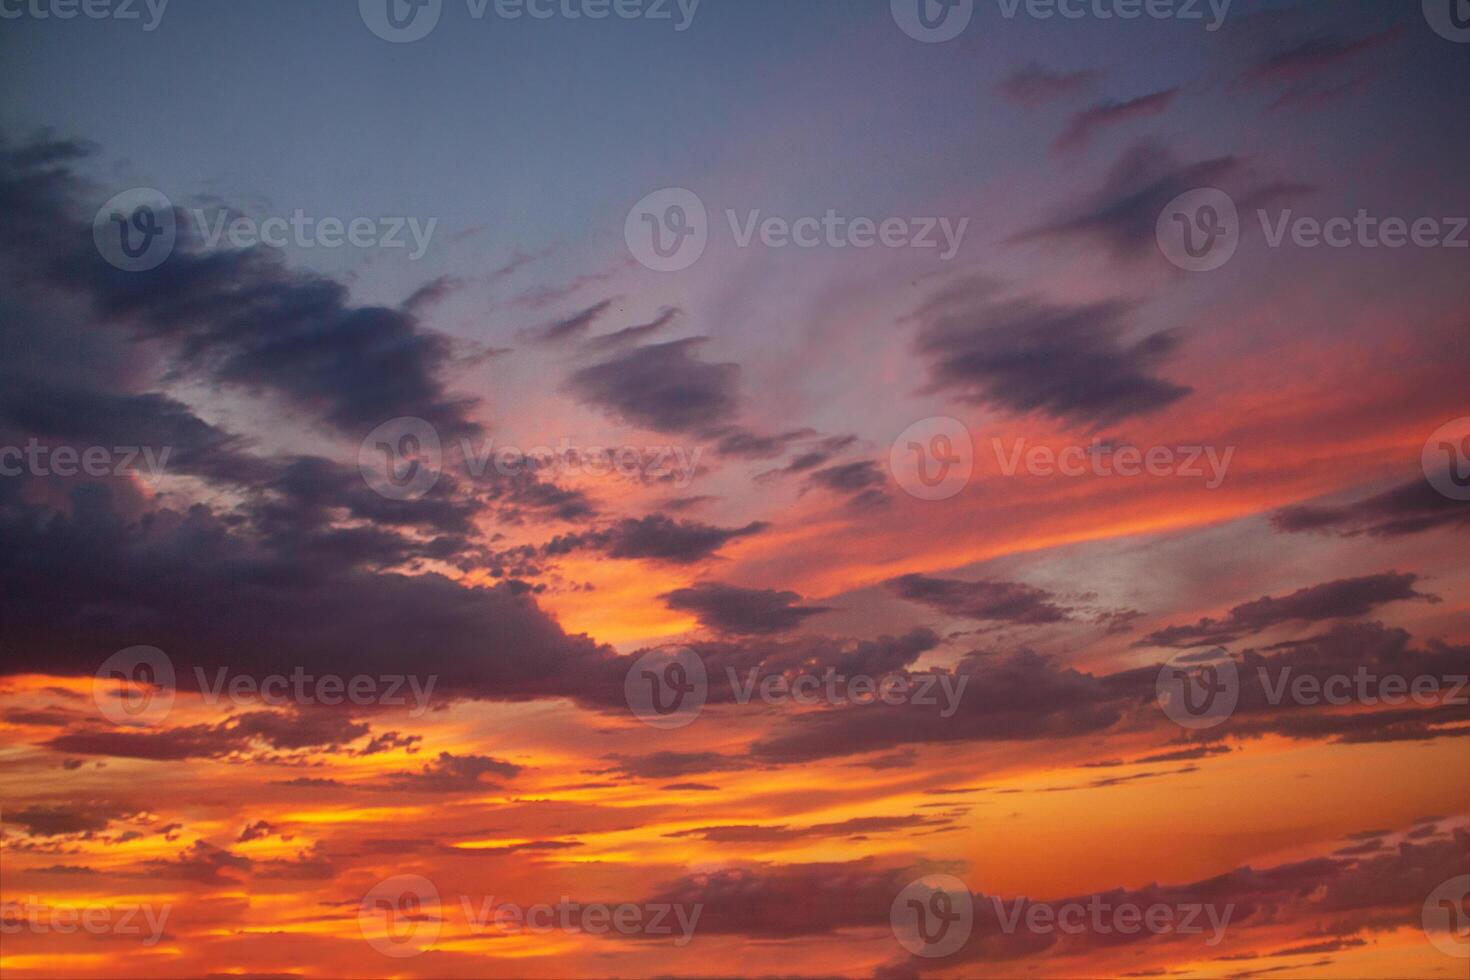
[2,0,1469,977]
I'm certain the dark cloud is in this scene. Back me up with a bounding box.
[5,803,134,837]
[1015,141,1309,261]
[381,751,522,793]
[909,278,1189,429]
[0,138,479,438]
[566,338,740,435]
[995,62,1100,105]
[1244,28,1402,86]
[1272,477,1470,538]
[1052,89,1178,153]
[524,298,615,346]
[544,514,768,565]
[661,582,833,635]
[887,573,1073,625]
[663,814,947,844]
[1136,572,1438,647]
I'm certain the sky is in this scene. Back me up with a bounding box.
[1,0,1469,977]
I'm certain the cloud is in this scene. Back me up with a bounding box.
[1015,140,1309,260]
[661,582,833,635]
[0,137,480,438]
[566,338,740,435]
[543,514,769,565]
[909,278,1190,429]
[1272,477,1470,538]
[1136,572,1438,647]
[381,751,522,793]
[887,573,1073,625]
[995,62,1100,105]
[1052,89,1178,153]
